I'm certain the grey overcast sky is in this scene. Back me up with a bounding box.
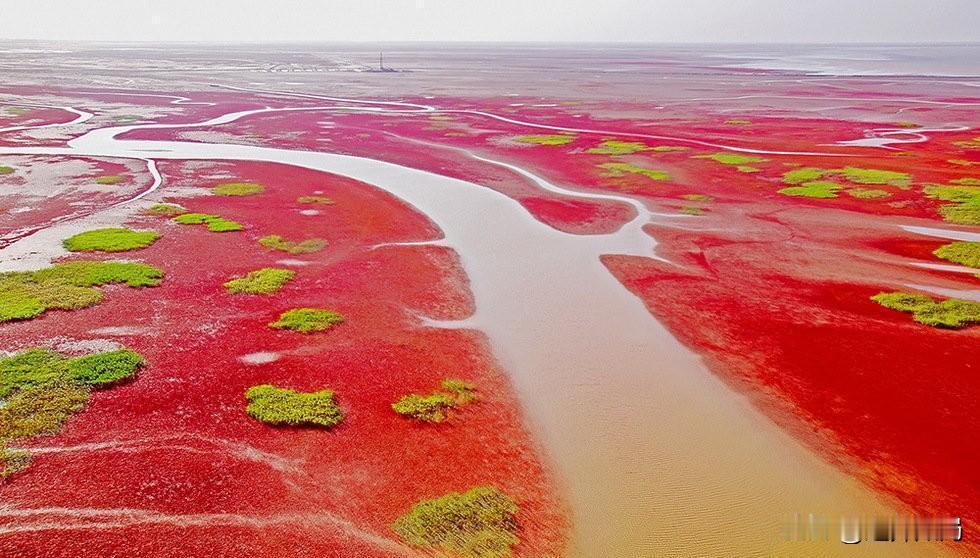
[3,0,978,43]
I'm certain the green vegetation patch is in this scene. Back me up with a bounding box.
[682,193,713,202]
[0,261,163,323]
[933,241,980,273]
[244,385,343,427]
[871,291,980,329]
[0,347,144,477]
[679,206,706,216]
[392,485,519,558]
[269,307,344,333]
[95,175,124,185]
[173,212,244,232]
[513,134,575,146]
[211,182,264,196]
[694,152,768,166]
[392,379,477,423]
[5,107,30,116]
[258,235,327,254]
[951,177,980,187]
[923,184,980,225]
[146,203,187,216]
[224,268,295,294]
[778,181,843,199]
[587,140,650,155]
[297,195,334,205]
[63,227,160,253]
[846,188,891,199]
[782,167,827,185]
[598,162,669,181]
[736,165,761,173]
[0,446,31,478]
[651,145,690,152]
[725,119,752,125]
[836,166,911,187]
[0,166,14,175]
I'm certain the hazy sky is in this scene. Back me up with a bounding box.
[3,0,978,43]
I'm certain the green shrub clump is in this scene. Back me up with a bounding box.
[244,385,343,427]
[258,235,327,254]
[923,184,980,225]
[392,379,477,423]
[598,162,669,181]
[392,486,519,558]
[95,175,124,185]
[0,261,163,323]
[0,347,143,398]
[782,167,827,185]
[871,291,980,328]
[269,308,344,333]
[513,134,575,146]
[0,347,144,477]
[778,181,843,199]
[933,241,980,275]
[173,212,244,232]
[211,182,264,196]
[63,227,160,252]
[224,268,295,294]
[693,153,768,166]
[587,140,650,155]
[0,165,15,175]
[846,188,891,199]
[297,196,334,205]
[146,203,187,216]
[836,166,910,186]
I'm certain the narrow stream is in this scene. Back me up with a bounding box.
[0,112,947,557]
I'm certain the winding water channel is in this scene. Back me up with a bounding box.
[0,108,947,557]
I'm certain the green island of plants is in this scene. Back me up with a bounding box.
[778,181,843,199]
[598,162,669,181]
[258,235,327,254]
[224,268,295,294]
[933,241,980,276]
[836,166,911,186]
[244,384,343,427]
[95,175,124,185]
[173,212,244,232]
[587,140,651,155]
[391,485,519,558]
[682,193,714,202]
[211,182,264,196]
[0,347,144,477]
[650,145,690,152]
[679,206,707,216]
[0,261,163,323]
[0,165,14,175]
[694,152,768,166]
[951,177,980,187]
[923,183,980,225]
[63,227,160,252]
[392,379,478,423]
[725,119,752,125]
[269,307,344,333]
[871,291,980,328]
[782,166,911,188]
[146,203,187,216]
[513,134,575,146]
[297,195,334,205]
[846,188,891,199]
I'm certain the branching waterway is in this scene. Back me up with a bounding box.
[0,106,945,557]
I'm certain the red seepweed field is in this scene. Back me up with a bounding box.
[1,44,978,558]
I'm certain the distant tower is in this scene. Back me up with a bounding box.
[379,52,384,71]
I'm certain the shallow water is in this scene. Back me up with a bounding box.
[0,114,951,556]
